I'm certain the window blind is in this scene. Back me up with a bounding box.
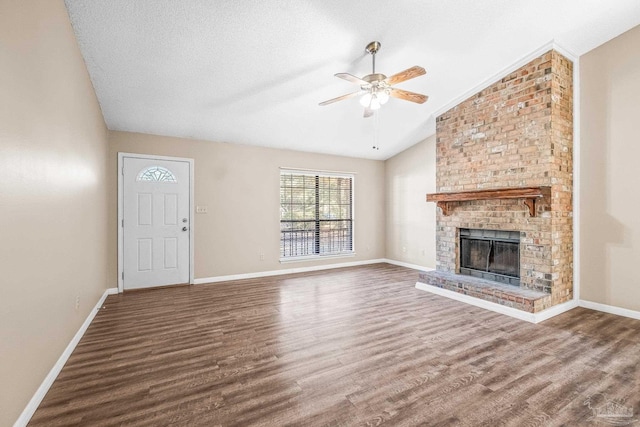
[280,171,354,258]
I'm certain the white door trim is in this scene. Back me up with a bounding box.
[117,152,195,293]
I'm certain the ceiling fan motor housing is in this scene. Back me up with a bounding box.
[363,73,387,83]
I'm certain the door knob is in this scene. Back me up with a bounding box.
[182,218,188,223]
[182,227,188,232]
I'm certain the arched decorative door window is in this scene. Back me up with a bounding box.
[136,166,177,183]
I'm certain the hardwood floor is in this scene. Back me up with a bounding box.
[29,264,640,426]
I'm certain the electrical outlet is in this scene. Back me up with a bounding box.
[259,253,265,261]
[75,295,80,311]
[402,246,407,253]
[196,206,208,214]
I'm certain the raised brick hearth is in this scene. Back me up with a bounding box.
[418,271,551,313]
[419,49,573,313]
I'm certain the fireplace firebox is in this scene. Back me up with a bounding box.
[459,229,520,286]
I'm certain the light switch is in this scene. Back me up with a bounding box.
[196,206,208,214]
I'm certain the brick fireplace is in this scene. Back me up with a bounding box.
[419,50,573,314]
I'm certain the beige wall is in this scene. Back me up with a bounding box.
[108,131,386,281]
[0,1,109,424]
[385,135,436,268]
[4,3,637,422]
[580,24,640,311]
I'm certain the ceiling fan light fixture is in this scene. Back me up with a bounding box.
[359,92,372,107]
[376,89,389,105]
[369,94,381,110]
[360,88,388,109]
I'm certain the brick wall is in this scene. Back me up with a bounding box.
[434,50,573,308]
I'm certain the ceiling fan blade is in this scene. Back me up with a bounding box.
[318,91,361,106]
[335,73,369,86]
[384,66,426,86]
[389,88,429,104]
[363,107,374,118]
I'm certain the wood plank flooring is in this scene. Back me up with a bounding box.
[29,264,640,426]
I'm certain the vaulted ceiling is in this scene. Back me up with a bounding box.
[65,0,640,160]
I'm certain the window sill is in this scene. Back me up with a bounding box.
[279,252,356,264]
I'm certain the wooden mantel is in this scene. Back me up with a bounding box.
[426,186,551,217]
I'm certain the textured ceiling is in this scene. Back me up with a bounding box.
[65,0,640,160]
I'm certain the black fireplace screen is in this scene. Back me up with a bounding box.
[459,229,520,286]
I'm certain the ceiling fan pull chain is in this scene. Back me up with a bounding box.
[373,110,380,150]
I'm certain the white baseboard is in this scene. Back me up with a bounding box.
[579,300,640,320]
[14,287,118,427]
[193,259,387,285]
[534,299,580,323]
[194,258,436,286]
[415,281,538,322]
[415,282,579,324]
[383,259,435,272]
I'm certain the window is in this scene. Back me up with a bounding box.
[137,166,177,183]
[280,170,354,259]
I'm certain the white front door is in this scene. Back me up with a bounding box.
[122,156,191,290]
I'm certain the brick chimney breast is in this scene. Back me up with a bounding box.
[429,50,573,312]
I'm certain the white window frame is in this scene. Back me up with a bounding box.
[279,168,356,262]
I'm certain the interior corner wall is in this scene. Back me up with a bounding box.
[384,135,437,269]
[0,1,110,425]
[107,131,386,281]
[580,24,640,312]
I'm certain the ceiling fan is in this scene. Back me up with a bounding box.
[319,41,428,118]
